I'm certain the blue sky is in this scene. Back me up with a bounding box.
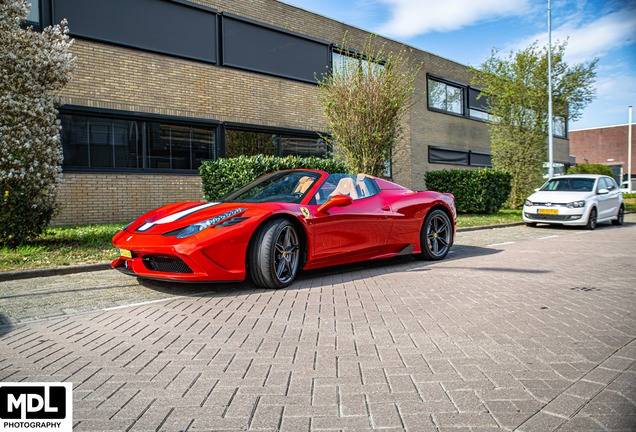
[282,0,636,131]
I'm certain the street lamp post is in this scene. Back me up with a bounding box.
[547,0,554,178]
[629,105,633,193]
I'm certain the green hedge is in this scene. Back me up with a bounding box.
[424,168,512,214]
[200,155,348,201]
[566,163,613,176]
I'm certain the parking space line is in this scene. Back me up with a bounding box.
[538,235,560,240]
[103,297,184,311]
[487,241,516,247]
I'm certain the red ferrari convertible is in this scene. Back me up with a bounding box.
[112,170,456,289]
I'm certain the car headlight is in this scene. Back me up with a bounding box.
[524,199,534,206]
[175,208,247,238]
[567,200,586,209]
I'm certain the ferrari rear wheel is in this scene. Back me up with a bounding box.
[417,209,452,261]
[249,219,301,289]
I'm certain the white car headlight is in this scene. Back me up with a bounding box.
[524,199,534,206]
[567,200,586,209]
[176,208,247,238]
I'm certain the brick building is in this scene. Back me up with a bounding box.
[27,0,570,225]
[569,124,635,182]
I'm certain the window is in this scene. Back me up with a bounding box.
[470,151,492,167]
[428,146,469,165]
[428,146,492,167]
[281,136,328,158]
[428,78,464,115]
[53,0,217,63]
[331,49,384,77]
[26,0,40,25]
[225,128,328,159]
[225,130,278,158]
[312,174,380,204]
[553,116,567,138]
[60,112,216,171]
[222,16,330,83]
[468,88,490,121]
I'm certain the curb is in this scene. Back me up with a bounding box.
[457,221,525,232]
[0,222,527,282]
[0,262,111,283]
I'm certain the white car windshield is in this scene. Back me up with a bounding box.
[540,178,595,192]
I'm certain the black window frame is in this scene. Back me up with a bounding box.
[59,106,219,174]
[427,74,492,123]
[427,76,466,117]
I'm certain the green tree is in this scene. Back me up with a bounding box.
[1,0,76,245]
[471,41,597,208]
[317,35,420,177]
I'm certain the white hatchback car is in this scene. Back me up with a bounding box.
[523,174,624,229]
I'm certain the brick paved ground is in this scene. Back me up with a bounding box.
[0,217,635,431]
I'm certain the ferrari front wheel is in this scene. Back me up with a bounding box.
[416,209,452,261]
[249,219,301,289]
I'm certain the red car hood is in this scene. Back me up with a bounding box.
[125,201,264,235]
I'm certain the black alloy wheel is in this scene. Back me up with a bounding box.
[249,219,301,289]
[586,207,597,230]
[611,206,624,226]
[417,209,452,260]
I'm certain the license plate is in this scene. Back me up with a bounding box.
[538,208,558,215]
[119,248,132,258]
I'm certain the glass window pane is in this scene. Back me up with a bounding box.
[446,85,464,114]
[428,79,464,115]
[169,125,192,170]
[553,116,566,137]
[89,119,113,168]
[61,114,89,167]
[26,0,40,23]
[281,136,326,157]
[147,123,171,169]
[112,120,140,169]
[470,109,490,121]
[428,79,447,110]
[225,130,278,158]
[192,127,215,169]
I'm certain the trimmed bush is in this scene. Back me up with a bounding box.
[566,163,613,176]
[424,168,512,214]
[200,155,348,201]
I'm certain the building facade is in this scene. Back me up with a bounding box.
[27,0,569,225]
[570,125,635,182]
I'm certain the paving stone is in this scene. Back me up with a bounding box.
[1,217,635,431]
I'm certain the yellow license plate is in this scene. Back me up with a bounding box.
[119,249,132,258]
[538,208,558,215]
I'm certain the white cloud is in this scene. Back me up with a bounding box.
[376,0,531,38]
[509,4,636,63]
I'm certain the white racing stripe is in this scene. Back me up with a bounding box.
[137,202,219,232]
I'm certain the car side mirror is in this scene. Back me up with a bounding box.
[316,195,353,215]
[598,188,609,195]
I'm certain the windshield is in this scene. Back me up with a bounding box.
[540,177,595,192]
[222,171,320,203]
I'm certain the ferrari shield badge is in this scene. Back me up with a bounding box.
[300,207,311,219]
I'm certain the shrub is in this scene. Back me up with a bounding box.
[1,1,75,246]
[566,163,613,176]
[200,155,348,201]
[424,168,512,214]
